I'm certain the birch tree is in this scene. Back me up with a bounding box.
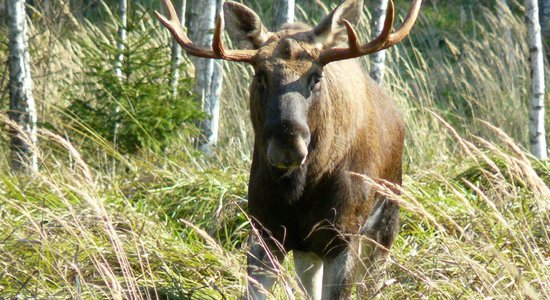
[114,0,127,80]
[170,0,186,97]
[113,0,127,147]
[273,0,295,30]
[369,0,389,84]
[188,0,223,155]
[525,0,548,159]
[8,0,37,172]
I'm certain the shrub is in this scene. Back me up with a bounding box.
[64,8,202,153]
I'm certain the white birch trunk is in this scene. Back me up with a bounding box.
[526,0,548,159]
[170,0,186,97]
[274,0,295,30]
[369,0,388,84]
[188,0,223,155]
[113,0,127,147]
[114,0,127,80]
[8,0,38,172]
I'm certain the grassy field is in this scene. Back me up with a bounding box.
[0,0,549,299]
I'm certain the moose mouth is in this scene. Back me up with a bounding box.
[266,138,309,171]
[270,156,307,170]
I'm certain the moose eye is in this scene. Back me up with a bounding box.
[309,72,323,91]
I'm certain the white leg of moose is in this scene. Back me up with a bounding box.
[294,251,323,300]
[321,249,357,300]
[356,197,400,297]
[244,235,284,300]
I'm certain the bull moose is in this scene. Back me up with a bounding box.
[156,0,421,298]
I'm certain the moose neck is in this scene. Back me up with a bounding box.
[307,59,372,177]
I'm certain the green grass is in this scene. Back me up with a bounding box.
[1,0,549,299]
[1,121,547,299]
[0,133,248,298]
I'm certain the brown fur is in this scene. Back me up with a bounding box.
[222,1,406,298]
[156,0,412,296]
[247,28,404,259]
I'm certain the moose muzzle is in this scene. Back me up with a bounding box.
[263,87,312,170]
[264,113,310,170]
[266,136,309,170]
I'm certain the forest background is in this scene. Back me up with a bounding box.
[0,0,549,299]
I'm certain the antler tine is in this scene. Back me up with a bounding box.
[155,0,217,59]
[212,16,225,58]
[343,20,361,53]
[319,0,421,66]
[155,0,257,63]
[211,13,258,62]
[386,0,422,46]
[356,0,395,53]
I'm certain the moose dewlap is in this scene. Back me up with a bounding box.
[156,0,421,299]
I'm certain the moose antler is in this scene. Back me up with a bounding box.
[155,0,257,63]
[318,0,422,65]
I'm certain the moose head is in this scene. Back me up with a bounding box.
[156,0,420,171]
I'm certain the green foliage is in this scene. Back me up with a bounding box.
[122,165,250,250]
[64,9,202,153]
[0,128,548,299]
[0,169,240,299]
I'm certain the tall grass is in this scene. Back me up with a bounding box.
[0,1,548,299]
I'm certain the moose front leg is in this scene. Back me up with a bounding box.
[294,251,324,300]
[356,197,400,297]
[320,247,358,300]
[244,234,285,300]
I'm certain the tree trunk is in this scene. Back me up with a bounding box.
[526,0,548,159]
[114,0,127,80]
[188,0,223,155]
[8,0,38,172]
[170,0,186,97]
[369,0,389,84]
[273,0,295,30]
[113,0,127,148]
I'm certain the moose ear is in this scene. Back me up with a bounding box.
[223,1,270,50]
[313,0,364,48]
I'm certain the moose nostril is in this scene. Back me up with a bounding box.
[266,138,308,170]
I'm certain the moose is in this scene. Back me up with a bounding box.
[156,0,421,298]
